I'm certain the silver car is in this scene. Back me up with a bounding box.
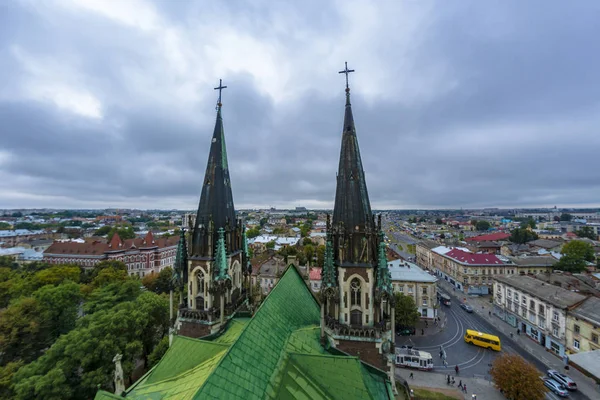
[547,369,577,391]
[543,378,568,397]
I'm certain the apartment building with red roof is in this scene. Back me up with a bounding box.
[43,231,178,277]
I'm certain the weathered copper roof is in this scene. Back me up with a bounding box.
[332,90,374,235]
[191,105,237,257]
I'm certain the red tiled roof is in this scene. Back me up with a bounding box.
[465,232,510,242]
[445,249,503,265]
[309,267,322,280]
[44,235,177,256]
[565,232,577,238]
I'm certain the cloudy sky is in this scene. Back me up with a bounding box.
[1,0,600,210]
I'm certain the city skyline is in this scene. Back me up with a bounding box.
[2,1,600,210]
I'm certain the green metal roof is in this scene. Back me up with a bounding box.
[95,265,392,400]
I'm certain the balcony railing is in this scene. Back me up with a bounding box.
[324,315,389,339]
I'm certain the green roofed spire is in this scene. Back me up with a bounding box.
[213,228,230,282]
[171,228,188,291]
[191,80,237,258]
[242,225,251,274]
[375,231,394,303]
[321,234,337,288]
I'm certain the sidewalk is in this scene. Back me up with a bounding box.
[467,295,600,400]
[396,369,504,400]
[414,307,446,337]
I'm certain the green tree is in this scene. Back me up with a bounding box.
[509,227,539,244]
[490,354,547,400]
[560,213,573,221]
[303,244,315,265]
[147,336,169,369]
[575,226,597,240]
[394,292,420,328]
[83,279,141,315]
[0,361,23,399]
[555,240,595,273]
[246,227,260,239]
[34,265,80,286]
[12,291,168,399]
[435,218,443,225]
[266,241,275,250]
[0,297,50,365]
[107,225,136,241]
[259,218,268,227]
[93,226,112,236]
[0,222,11,230]
[475,220,491,231]
[302,237,313,246]
[521,218,537,229]
[32,282,82,339]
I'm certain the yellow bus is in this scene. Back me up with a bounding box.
[464,329,501,351]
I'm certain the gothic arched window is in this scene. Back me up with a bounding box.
[350,278,361,307]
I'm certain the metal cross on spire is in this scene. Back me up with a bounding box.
[338,62,355,90]
[214,79,227,107]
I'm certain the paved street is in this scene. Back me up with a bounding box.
[410,278,594,400]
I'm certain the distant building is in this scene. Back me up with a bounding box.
[493,275,587,357]
[43,231,177,277]
[309,267,322,292]
[0,229,47,248]
[566,296,600,353]
[388,259,437,319]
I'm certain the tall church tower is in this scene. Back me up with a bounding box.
[321,64,395,378]
[175,80,251,338]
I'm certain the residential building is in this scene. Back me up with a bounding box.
[566,296,600,353]
[309,267,322,292]
[388,259,437,319]
[493,275,587,357]
[0,229,47,248]
[464,232,510,242]
[505,256,556,275]
[43,231,177,277]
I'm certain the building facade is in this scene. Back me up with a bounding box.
[44,231,177,277]
[493,275,586,357]
[566,296,600,353]
[388,259,437,319]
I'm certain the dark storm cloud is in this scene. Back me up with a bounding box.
[1,0,599,209]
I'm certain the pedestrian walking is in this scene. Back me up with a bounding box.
[463,383,467,393]
[425,321,428,328]
[451,377,455,385]
[488,311,491,317]
[409,372,414,379]
[421,329,424,335]
[455,365,459,375]
[447,375,450,385]
[517,328,520,335]
[443,360,448,367]
[458,380,462,390]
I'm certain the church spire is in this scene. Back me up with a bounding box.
[213,228,231,282]
[332,62,374,260]
[191,80,237,258]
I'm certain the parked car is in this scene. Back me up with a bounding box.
[543,378,569,397]
[548,369,577,391]
[460,303,473,313]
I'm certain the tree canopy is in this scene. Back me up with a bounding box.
[475,220,491,231]
[575,226,597,240]
[560,213,573,221]
[555,240,595,273]
[490,354,547,400]
[246,227,260,239]
[394,293,420,328]
[509,227,538,244]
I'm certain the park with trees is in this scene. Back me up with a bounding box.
[0,259,171,399]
